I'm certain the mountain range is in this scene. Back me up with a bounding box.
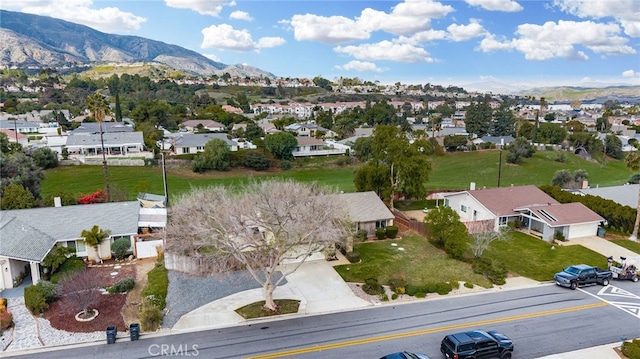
[0,9,275,78]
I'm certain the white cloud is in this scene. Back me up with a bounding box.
[447,19,487,41]
[200,24,284,52]
[229,10,252,21]
[164,0,229,17]
[396,29,448,45]
[480,20,636,60]
[289,0,453,44]
[2,0,146,33]
[553,0,640,37]
[290,14,369,44]
[203,53,221,62]
[623,69,640,77]
[334,41,434,63]
[337,60,385,72]
[465,0,523,12]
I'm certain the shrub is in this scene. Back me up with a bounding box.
[139,297,163,332]
[141,259,168,309]
[111,278,135,293]
[435,282,453,295]
[554,232,567,242]
[415,292,427,298]
[345,252,360,263]
[405,284,420,296]
[380,294,389,301]
[362,278,384,295]
[464,282,474,289]
[385,226,399,239]
[388,277,408,293]
[0,308,12,331]
[112,238,132,260]
[375,228,386,240]
[243,151,270,171]
[24,285,48,315]
[36,281,60,303]
[336,243,347,255]
[281,160,291,170]
[354,229,368,242]
[472,257,507,285]
[622,339,640,359]
[391,293,398,300]
[51,256,86,284]
[449,280,460,290]
[0,298,7,307]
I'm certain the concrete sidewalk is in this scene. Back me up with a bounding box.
[561,235,639,261]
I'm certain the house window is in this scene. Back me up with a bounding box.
[76,240,86,253]
[196,146,204,151]
[461,205,467,213]
[499,217,508,226]
[66,241,76,251]
[182,147,190,154]
[444,199,450,207]
[375,220,387,229]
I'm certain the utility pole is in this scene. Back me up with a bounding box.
[498,148,503,187]
[161,152,168,207]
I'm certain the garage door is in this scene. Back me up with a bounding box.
[567,223,597,239]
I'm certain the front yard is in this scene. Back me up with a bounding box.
[334,231,613,286]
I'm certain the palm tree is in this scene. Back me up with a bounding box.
[625,151,640,241]
[85,93,111,201]
[81,225,111,263]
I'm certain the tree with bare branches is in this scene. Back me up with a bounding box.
[167,180,353,311]
[61,269,103,317]
[466,220,511,258]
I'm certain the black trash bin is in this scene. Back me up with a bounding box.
[129,323,140,341]
[106,325,117,344]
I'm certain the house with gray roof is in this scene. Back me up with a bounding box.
[0,201,142,290]
[65,131,145,156]
[69,122,134,135]
[441,185,604,242]
[163,133,238,155]
[573,183,638,209]
[335,191,394,240]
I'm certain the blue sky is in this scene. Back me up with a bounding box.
[2,0,640,91]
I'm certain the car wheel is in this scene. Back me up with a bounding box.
[570,282,577,290]
[501,352,512,359]
[602,278,609,286]
[633,275,638,283]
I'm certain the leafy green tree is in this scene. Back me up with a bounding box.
[312,76,332,90]
[0,183,37,209]
[31,147,59,169]
[265,132,297,160]
[625,151,640,241]
[0,132,22,154]
[42,246,75,277]
[243,151,270,171]
[443,135,468,152]
[543,113,556,122]
[111,238,132,260]
[0,152,44,199]
[244,121,265,141]
[551,169,587,189]
[506,137,535,164]
[352,136,374,162]
[568,132,603,155]
[517,122,536,140]
[424,206,468,259]
[81,225,111,263]
[490,103,516,136]
[536,123,567,144]
[191,139,231,173]
[604,134,623,159]
[566,120,586,132]
[465,96,492,137]
[353,164,391,200]
[333,115,357,138]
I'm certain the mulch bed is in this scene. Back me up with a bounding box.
[42,265,136,333]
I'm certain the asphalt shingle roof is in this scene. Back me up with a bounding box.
[335,191,394,222]
[0,201,140,262]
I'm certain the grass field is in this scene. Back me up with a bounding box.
[41,149,633,201]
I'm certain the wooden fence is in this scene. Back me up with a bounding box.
[392,209,427,236]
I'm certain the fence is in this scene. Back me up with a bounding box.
[164,252,216,276]
[392,209,427,236]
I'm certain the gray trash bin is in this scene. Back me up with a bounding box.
[129,323,140,341]
[106,325,117,344]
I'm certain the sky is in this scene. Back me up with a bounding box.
[1,0,640,92]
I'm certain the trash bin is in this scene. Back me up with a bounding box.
[106,325,117,344]
[129,323,140,341]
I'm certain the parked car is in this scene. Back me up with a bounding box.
[440,330,514,359]
[380,351,431,359]
[608,256,639,282]
[554,264,612,289]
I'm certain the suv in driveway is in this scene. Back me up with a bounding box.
[440,330,514,359]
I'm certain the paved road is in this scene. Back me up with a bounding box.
[5,281,639,359]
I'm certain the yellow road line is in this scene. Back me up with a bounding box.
[246,301,608,359]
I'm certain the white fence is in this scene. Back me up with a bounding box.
[135,239,163,259]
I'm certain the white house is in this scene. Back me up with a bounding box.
[164,133,239,155]
[440,184,604,241]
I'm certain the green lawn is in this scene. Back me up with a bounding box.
[41,150,633,201]
[610,239,640,255]
[334,231,614,286]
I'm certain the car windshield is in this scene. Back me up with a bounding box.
[564,266,580,275]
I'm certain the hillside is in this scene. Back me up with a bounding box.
[520,85,640,104]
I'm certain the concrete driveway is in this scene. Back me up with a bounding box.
[561,236,639,260]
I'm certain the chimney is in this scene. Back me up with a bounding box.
[54,197,62,207]
[470,182,476,190]
[582,180,588,189]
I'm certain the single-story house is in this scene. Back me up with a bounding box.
[64,131,145,156]
[440,184,604,241]
[337,191,394,239]
[475,135,515,149]
[181,119,225,132]
[573,183,638,208]
[0,198,166,290]
[285,123,336,138]
[293,136,346,157]
[69,122,134,135]
[164,133,239,155]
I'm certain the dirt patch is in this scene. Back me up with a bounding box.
[122,258,157,327]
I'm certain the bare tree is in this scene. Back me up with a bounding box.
[466,220,510,258]
[61,269,103,317]
[167,180,352,311]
